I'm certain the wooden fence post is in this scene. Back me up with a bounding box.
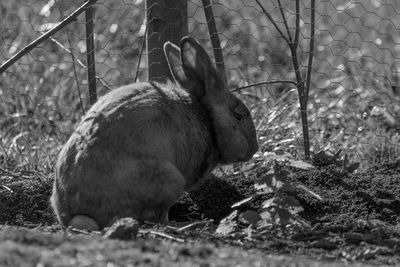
[146,0,187,82]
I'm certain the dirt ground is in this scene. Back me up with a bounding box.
[1,159,400,266]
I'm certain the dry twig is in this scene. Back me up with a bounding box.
[176,220,214,232]
[232,80,298,92]
[48,37,111,91]
[66,34,85,116]
[0,0,98,74]
[255,0,316,159]
[139,230,185,243]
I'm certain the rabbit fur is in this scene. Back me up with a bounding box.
[51,36,258,230]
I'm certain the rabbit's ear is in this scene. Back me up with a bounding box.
[164,41,190,88]
[180,37,222,98]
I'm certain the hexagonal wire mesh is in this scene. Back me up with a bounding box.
[0,0,399,170]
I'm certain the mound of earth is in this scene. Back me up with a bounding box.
[293,161,400,225]
[1,160,400,228]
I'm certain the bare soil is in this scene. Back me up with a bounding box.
[1,160,400,266]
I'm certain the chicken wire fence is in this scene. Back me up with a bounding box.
[0,0,399,170]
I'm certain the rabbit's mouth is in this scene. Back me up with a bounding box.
[240,142,259,162]
[216,135,258,164]
[240,152,256,162]
[218,150,255,164]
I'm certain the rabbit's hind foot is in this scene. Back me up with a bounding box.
[68,214,100,231]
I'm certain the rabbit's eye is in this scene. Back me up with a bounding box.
[233,111,244,122]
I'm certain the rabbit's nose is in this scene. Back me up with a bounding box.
[244,140,258,161]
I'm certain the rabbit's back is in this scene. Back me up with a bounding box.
[64,82,214,176]
[52,82,217,228]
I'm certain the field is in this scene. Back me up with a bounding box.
[1,0,400,266]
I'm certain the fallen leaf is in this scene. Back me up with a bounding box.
[215,210,238,236]
[103,217,139,240]
[347,162,360,173]
[288,160,315,170]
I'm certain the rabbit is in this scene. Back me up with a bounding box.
[50,36,258,231]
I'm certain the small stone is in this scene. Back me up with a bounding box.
[310,239,337,250]
[103,217,139,240]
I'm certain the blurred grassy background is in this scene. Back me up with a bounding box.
[0,0,399,171]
